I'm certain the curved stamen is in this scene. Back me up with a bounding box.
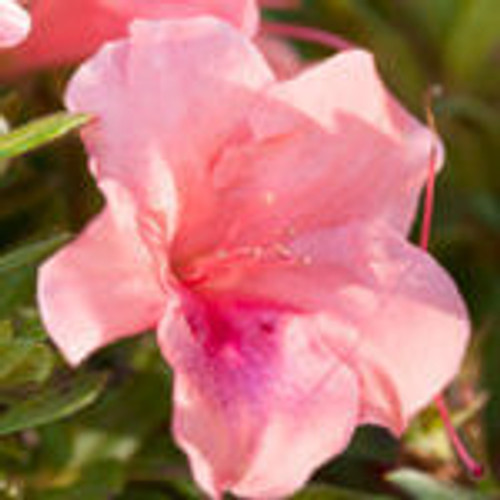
[434,395,483,478]
[421,89,483,478]
[419,88,440,252]
[262,21,354,52]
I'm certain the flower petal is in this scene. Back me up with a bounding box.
[353,233,470,431]
[111,0,259,37]
[2,0,258,74]
[195,223,469,434]
[38,181,166,365]
[158,296,359,498]
[206,50,441,252]
[66,17,274,252]
[0,0,30,48]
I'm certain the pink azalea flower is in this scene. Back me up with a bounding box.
[0,0,30,48]
[0,0,258,75]
[38,18,470,499]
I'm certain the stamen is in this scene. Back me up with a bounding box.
[434,395,483,478]
[182,238,308,288]
[273,243,293,259]
[419,87,440,252]
[262,21,354,53]
[420,88,483,478]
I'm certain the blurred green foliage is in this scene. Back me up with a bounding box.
[0,0,499,498]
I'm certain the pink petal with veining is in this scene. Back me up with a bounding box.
[38,181,167,365]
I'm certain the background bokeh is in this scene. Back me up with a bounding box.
[0,1,499,498]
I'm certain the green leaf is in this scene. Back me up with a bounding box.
[387,469,487,500]
[0,372,107,436]
[0,112,91,161]
[0,341,55,387]
[11,308,50,342]
[0,233,70,276]
[0,266,37,319]
[0,235,70,317]
[0,316,55,388]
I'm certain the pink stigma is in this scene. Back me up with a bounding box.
[420,89,483,479]
[262,21,354,52]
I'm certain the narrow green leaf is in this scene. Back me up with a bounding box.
[0,233,71,276]
[0,372,107,436]
[0,112,91,161]
[0,340,40,380]
[0,266,36,318]
[387,469,487,500]
[0,313,55,388]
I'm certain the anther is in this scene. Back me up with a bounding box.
[273,243,293,260]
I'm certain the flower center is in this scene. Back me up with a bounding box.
[179,237,309,290]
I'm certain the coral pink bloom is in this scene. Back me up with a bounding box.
[0,0,258,75]
[38,18,470,499]
[0,0,30,48]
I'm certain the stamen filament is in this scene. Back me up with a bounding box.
[434,395,483,478]
[262,21,354,52]
[419,90,439,252]
[421,89,483,478]
[181,241,299,289]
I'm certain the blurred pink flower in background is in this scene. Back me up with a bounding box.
[38,17,470,499]
[0,0,303,80]
[0,0,30,48]
[0,0,259,75]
